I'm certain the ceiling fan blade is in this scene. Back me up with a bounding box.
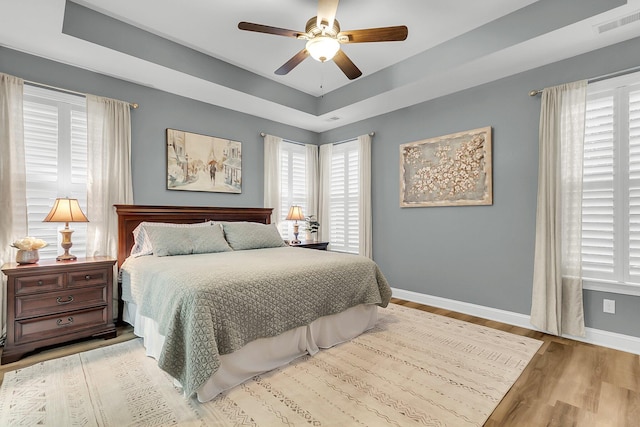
[317,0,339,29]
[275,49,310,75]
[333,50,362,80]
[339,26,408,43]
[238,22,303,38]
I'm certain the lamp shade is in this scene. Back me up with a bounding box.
[306,36,340,62]
[286,205,305,221]
[43,198,89,224]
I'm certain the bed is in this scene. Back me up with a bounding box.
[115,204,392,402]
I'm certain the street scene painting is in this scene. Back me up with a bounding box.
[167,128,242,194]
[400,126,492,207]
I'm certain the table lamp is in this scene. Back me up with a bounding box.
[286,205,305,244]
[43,197,89,261]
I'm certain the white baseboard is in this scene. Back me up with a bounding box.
[391,287,640,355]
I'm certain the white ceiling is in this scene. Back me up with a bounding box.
[76,0,537,96]
[1,0,640,132]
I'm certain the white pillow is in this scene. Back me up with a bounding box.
[130,221,214,257]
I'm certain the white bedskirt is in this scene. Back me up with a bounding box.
[123,302,378,402]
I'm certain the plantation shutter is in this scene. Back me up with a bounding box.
[280,141,307,240]
[581,92,616,279]
[329,140,359,253]
[22,85,88,261]
[629,89,640,278]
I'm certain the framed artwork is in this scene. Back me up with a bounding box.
[167,128,242,194]
[400,126,492,207]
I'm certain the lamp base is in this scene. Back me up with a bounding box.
[56,252,77,261]
[290,223,301,244]
[57,226,77,262]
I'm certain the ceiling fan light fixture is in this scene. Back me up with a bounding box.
[306,36,340,62]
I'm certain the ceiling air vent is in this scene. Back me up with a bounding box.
[596,10,640,34]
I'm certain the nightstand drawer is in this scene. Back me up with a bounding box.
[15,273,65,295]
[68,268,109,288]
[15,285,108,319]
[13,306,109,345]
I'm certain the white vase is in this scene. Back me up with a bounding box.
[16,249,39,265]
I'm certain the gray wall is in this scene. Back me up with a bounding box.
[320,36,640,338]
[3,35,640,338]
[0,47,318,208]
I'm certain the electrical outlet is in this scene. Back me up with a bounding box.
[603,299,616,314]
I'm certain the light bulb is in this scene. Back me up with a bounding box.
[305,36,340,62]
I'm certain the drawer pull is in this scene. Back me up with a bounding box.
[85,275,91,280]
[56,317,74,326]
[56,295,74,305]
[37,280,43,286]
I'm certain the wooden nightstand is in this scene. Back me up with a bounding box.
[1,256,117,364]
[290,240,329,250]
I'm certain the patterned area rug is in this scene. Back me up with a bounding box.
[0,304,542,426]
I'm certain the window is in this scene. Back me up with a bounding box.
[23,85,88,261]
[581,74,640,294]
[329,140,359,253]
[279,140,307,240]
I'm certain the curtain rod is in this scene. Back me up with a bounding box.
[260,131,375,145]
[25,80,139,109]
[528,65,640,96]
[259,133,306,146]
[332,132,375,145]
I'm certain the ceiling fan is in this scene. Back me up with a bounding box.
[238,0,408,80]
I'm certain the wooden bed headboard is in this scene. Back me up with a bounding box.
[114,204,273,268]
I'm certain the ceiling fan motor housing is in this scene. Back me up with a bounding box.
[304,16,341,38]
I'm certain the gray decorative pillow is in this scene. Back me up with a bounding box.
[221,222,286,250]
[130,221,214,257]
[144,223,232,256]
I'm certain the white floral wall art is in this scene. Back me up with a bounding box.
[400,126,492,207]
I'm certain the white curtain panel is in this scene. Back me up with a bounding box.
[318,144,333,243]
[85,95,134,259]
[0,73,27,345]
[263,134,282,228]
[358,134,373,259]
[305,143,319,219]
[531,80,587,337]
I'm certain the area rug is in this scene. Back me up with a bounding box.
[0,303,542,426]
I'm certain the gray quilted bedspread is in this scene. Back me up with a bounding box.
[120,246,391,397]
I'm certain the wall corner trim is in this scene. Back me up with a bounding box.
[391,287,640,356]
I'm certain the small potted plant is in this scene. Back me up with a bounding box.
[304,215,320,241]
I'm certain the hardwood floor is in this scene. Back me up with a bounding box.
[391,298,640,427]
[1,301,639,426]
